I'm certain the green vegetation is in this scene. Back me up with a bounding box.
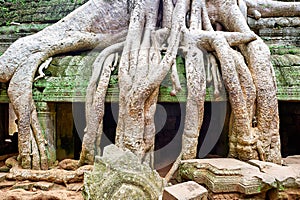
[3,0,27,5]
[269,45,300,55]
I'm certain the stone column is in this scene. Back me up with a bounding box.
[36,102,56,167]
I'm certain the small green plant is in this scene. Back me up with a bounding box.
[278,184,285,191]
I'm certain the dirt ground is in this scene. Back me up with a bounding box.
[0,154,173,200]
[0,154,84,200]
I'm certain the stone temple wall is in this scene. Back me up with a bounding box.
[0,0,299,102]
[0,0,87,54]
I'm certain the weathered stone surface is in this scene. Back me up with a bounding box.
[163,181,208,200]
[83,144,165,200]
[283,155,300,165]
[1,52,299,103]
[248,17,300,29]
[180,158,300,199]
[0,0,87,26]
[248,159,300,188]
[268,188,300,200]
[179,158,276,195]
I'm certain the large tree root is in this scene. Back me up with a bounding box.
[80,42,124,165]
[6,158,93,184]
[3,0,299,173]
[116,0,164,160]
[181,40,206,160]
[6,31,126,169]
[208,0,284,163]
[0,0,129,169]
[243,0,300,19]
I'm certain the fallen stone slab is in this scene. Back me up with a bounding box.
[179,158,276,195]
[179,158,300,199]
[163,181,208,200]
[283,155,300,165]
[248,159,300,188]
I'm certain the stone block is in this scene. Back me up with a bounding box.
[283,155,300,165]
[180,158,300,199]
[83,144,165,200]
[248,159,300,188]
[179,158,276,195]
[163,181,208,200]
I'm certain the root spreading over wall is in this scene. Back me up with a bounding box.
[1,0,300,175]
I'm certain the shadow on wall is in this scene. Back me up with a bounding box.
[0,101,299,163]
[0,104,18,156]
[279,101,300,157]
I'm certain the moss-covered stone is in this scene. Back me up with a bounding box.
[83,145,165,200]
[0,0,87,26]
[0,1,299,102]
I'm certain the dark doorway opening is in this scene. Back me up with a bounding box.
[279,101,300,157]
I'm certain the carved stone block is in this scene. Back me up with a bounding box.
[83,144,165,200]
[179,158,300,199]
[248,159,300,189]
[163,181,208,200]
[179,158,275,195]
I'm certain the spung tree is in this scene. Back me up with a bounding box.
[1,0,300,171]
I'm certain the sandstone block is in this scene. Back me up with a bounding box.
[163,181,208,200]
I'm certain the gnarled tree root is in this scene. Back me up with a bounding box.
[6,158,92,184]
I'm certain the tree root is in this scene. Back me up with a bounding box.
[1,0,290,170]
[243,0,300,19]
[6,159,92,184]
[0,0,129,169]
[181,35,206,159]
[164,152,182,183]
[210,0,282,163]
[80,42,124,165]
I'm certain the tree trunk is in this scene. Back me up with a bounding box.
[2,0,299,171]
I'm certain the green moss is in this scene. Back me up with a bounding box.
[278,184,285,192]
[269,45,300,55]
